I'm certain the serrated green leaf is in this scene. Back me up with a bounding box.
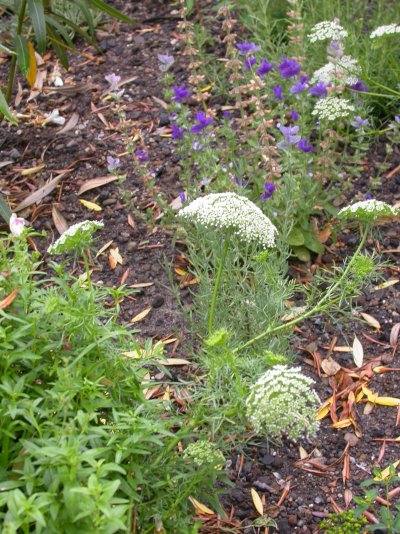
[0,88,17,125]
[87,0,135,24]
[28,0,46,54]
[15,34,29,76]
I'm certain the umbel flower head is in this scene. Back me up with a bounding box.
[48,220,104,255]
[370,24,400,39]
[312,97,355,121]
[183,441,225,470]
[246,365,320,441]
[338,200,399,223]
[178,192,277,248]
[308,20,348,42]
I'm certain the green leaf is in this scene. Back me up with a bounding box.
[0,89,17,126]
[45,14,75,48]
[87,0,135,24]
[0,43,16,55]
[50,12,96,48]
[287,227,304,246]
[27,0,46,54]
[14,34,29,76]
[45,24,70,68]
[74,0,95,36]
[291,246,311,262]
[303,230,324,255]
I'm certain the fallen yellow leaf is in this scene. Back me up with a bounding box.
[374,461,400,480]
[188,496,215,516]
[251,488,264,516]
[131,307,152,323]
[332,419,353,429]
[80,199,102,211]
[20,164,45,176]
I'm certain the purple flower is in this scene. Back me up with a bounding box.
[158,53,174,72]
[309,81,330,98]
[244,57,257,70]
[257,59,274,76]
[190,112,213,134]
[236,41,261,56]
[364,192,372,200]
[233,175,247,187]
[278,56,301,79]
[327,40,344,59]
[395,116,400,124]
[298,139,314,153]
[273,86,284,100]
[350,116,368,129]
[172,83,190,103]
[349,79,368,92]
[277,124,300,149]
[105,73,121,92]
[290,109,299,121]
[107,155,120,172]
[171,124,185,139]
[290,81,307,94]
[135,150,149,163]
[222,110,231,119]
[260,182,276,200]
[300,75,308,84]
[179,191,186,202]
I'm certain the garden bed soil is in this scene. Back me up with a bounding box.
[1,1,399,532]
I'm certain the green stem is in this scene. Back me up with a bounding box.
[6,0,27,103]
[208,234,230,335]
[81,248,93,294]
[233,224,370,354]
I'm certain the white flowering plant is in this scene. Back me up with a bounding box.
[312,97,355,121]
[246,365,320,441]
[47,220,104,255]
[183,441,225,469]
[338,200,400,223]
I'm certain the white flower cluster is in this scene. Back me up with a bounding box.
[308,20,348,43]
[338,200,399,222]
[246,365,320,441]
[183,441,225,469]
[48,220,104,255]
[312,97,355,121]
[178,192,277,248]
[311,55,360,85]
[370,24,400,39]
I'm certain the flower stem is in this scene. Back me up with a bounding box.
[81,248,93,294]
[208,234,230,335]
[233,224,370,353]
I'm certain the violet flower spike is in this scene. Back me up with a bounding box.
[135,150,149,163]
[349,79,368,92]
[257,59,274,76]
[309,81,330,98]
[171,124,185,140]
[291,109,299,121]
[277,124,301,149]
[236,41,261,56]
[244,57,257,70]
[107,155,120,172]
[350,116,368,129]
[179,192,186,202]
[290,81,307,94]
[273,86,284,100]
[260,182,276,200]
[105,73,121,92]
[172,83,190,103]
[278,56,301,79]
[364,192,373,200]
[298,139,314,153]
[190,112,214,134]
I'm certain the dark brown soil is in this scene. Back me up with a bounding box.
[1,1,399,532]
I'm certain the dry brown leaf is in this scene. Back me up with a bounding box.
[282,306,307,322]
[15,174,61,211]
[373,279,399,290]
[169,195,184,211]
[20,164,46,176]
[0,288,18,309]
[109,247,123,269]
[52,205,68,235]
[321,357,341,376]
[360,312,381,331]
[344,489,353,508]
[318,226,331,244]
[56,112,79,135]
[363,401,375,415]
[251,488,264,516]
[332,419,353,429]
[78,175,119,195]
[155,358,191,366]
[152,95,169,110]
[299,446,308,459]
[127,213,135,230]
[353,336,364,368]
[96,240,113,258]
[390,323,400,348]
[128,282,153,289]
[131,307,152,323]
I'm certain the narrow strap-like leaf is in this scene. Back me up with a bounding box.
[87,0,135,24]
[0,190,13,223]
[46,24,69,69]
[14,34,29,76]
[27,0,46,54]
[74,0,95,36]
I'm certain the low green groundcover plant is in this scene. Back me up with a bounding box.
[0,229,224,533]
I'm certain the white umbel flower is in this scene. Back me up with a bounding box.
[246,365,320,441]
[48,220,104,255]
[370,24,400,39]
[178,192,277,248]
[312,97,355,121]
[338,200,399,222]
[308,20,348,43]
[311,56,360,86]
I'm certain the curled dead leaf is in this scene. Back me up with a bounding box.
[390,323,400,348]
[0,288,19,309]
[131,307,152,323]
[360,312,381,331]
[251,488,264,516]
[188,496,215,516]
[321,357,341,376]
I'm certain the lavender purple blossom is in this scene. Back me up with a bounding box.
[349,79,368,92]
[135,150,149,163]
[278,56,301,79]
[158,53,174,72]
[190,112,214,134]
[171,124,185,139]
[172,83,190,103]
[236,41,261,56]
[350,116,368,129]
[257,59,275,76]
[273,86,284,100]
[244,57,257,70]
[260,182,276,200]
[105,73,121,92]
[107,156,120,172]
[309,81,330,98]
[298,139,314,153]
[277,124,301,149]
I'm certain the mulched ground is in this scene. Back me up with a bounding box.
[1,1,399,532]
